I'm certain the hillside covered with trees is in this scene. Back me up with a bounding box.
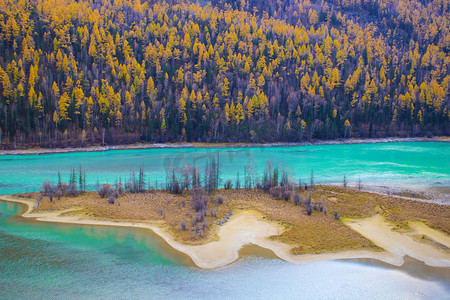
[0,0,448,148]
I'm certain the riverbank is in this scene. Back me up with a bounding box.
[335,183,450,205]
[2,186,449,269]
[1,137,448,156]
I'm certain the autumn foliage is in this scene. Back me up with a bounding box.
[0,0,448,148]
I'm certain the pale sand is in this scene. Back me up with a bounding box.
[1,196,449,269]
[408,221,450,249]
[345,215,450,267]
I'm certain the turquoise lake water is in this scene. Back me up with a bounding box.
[1,201,449,299]
[0,142,449,196]
[1,142,449,299]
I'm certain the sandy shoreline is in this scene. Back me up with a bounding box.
[0,137,448,156]
[2,195,449,269]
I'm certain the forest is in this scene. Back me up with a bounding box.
[0,0,448,148]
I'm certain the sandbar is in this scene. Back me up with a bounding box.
[1,195,449,269]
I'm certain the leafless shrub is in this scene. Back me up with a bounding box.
[55,188,64,200]
[333,211,340,220]
[293,193,303,205]
[115,182,125,196]
[98,184,113,198]
[306,203,313,216]
[190,187,208,212]
[157,208,165,217]
[217,211,234,226]
[305,192,312,207]
[107,196,115,204]
[270,186,283,199]
[224,179,232,189]
[66,183,79,197]
[214,195,226,206]
[55,182,69,200]
[282,190,291,201]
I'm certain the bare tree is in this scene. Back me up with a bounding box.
[69,168,77,186]
[262,160,274,191]
[204,156,219,193]
[126,169,139,193]
[78,166,84,191]
[280,163,289,187]
[235,171,241,190]
[181,163,192,190]
[138,165,145,192]
[244,156,257,189]
[57,171,62,188]
[192,166,200,188]
[40,180,58,202]
[165,163,181,194]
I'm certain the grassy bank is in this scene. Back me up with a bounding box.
[17,185,450,256]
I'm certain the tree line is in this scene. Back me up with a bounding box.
[38,155,345,221]
[2,0,448,149]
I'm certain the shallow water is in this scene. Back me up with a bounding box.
[0,201,449,299]
[0,142,449,196]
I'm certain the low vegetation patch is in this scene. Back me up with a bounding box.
[22,160,450,254]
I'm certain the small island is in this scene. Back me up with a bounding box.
[4,163,449,269]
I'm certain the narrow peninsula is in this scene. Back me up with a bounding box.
[4,184,449,269]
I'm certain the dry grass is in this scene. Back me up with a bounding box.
[31,191,232,245]
[317,186,450,234]
[20,185,450,255]
[218,189,378,254]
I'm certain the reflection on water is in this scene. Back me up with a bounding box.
[0,201,449,299]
